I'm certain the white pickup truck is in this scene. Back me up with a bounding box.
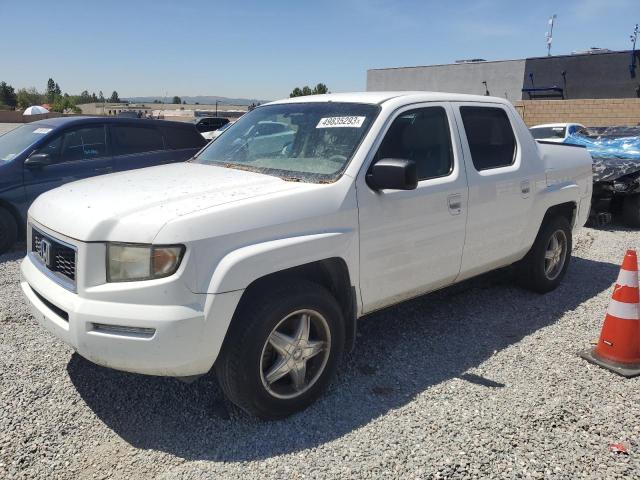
[20,92,592,418]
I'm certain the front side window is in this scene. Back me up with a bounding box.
[460,107,516,171]
[112,126,164,155]
[375,107,453,180]
[60,126,107,162]
[193,102,380,183]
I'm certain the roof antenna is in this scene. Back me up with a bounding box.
[546,14,557,56]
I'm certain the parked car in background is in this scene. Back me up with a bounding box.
[0,117,206,253]
[201,121,233,141]
[21,92,591,418]
[529,123,584,143]
[117,111,142,119]
[193,117,230,134]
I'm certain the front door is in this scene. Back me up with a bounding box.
[23,125,112,205]
[356,103,469,313]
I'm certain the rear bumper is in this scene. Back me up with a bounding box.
[20,254,237,377]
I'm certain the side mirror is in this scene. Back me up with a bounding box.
[24,153,53,168]
[366,158,418,191]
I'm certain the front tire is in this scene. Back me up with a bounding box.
[215,280,345,419]
[517,216,572,293]
[0,207,18,255]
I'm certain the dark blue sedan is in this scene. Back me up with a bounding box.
[0,116,206,253]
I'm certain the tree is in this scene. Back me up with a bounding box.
[0,81,17,108]
[77,90,92,104]
[290,83,330,97]
[46,78,56,102]
[98,91,104,102]
[312,83,329,94]
[91,92,98,102]
[54,83,61,97]
[172,96,181,104]
[109,91,120,103]
[50,95,81,114]
[17,88,45,109]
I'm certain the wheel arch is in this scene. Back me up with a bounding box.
[0,198,24,240]
[542,201,577,228]
[227,258,357,354]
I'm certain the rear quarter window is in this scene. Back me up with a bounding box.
[460,106,516,171]
[111,125,165,155]
[158,125,206,150]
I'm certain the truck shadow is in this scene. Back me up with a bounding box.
[67,256,618,462]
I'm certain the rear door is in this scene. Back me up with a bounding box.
[23,124,112,204]
[452,103,534,280]
[110,123,174,171]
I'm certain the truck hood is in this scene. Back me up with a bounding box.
[29,163,308,242]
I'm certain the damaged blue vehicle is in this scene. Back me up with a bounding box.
[565,126,640,226]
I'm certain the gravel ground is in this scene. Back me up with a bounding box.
[1,226,639,479]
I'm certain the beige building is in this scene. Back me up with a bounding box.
[76,102,248,120]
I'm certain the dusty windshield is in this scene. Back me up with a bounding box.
[0,124,53,162]
[193,102,380,182]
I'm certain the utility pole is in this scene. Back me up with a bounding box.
[215,100,219,116]
[546,14,557,57]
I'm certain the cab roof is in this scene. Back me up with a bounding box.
[266,91,512,106]
[28,116,196,130]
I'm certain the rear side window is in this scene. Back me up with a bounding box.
[111,126,164,155]
[376,106,453,180]
[61,126,107,162]
[460,107,516,171]
[158,126,206,150]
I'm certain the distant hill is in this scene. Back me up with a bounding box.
[125,95,271,106]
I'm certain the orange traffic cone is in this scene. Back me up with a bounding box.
[581,250,640,377]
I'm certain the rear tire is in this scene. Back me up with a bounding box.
[0,207,17,255]
[516,215,572,293]
[215,279,345,419]
[622,194,640,227]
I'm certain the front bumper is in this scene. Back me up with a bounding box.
[21,253,236,377]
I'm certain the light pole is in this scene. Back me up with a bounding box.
[215,100,219,117]
[546,14,557,57]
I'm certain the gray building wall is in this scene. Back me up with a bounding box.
[367,50,640,100]
[523,51,640,99]
[367,59,526,101]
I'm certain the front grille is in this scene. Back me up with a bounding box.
[32,228,77,285]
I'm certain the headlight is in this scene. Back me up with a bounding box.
[107,244,185,282]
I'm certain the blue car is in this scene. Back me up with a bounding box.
[0,117,206,253]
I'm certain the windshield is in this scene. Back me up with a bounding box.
[193,102,380,182]
[530,126,566,140]
[0,124,53,162]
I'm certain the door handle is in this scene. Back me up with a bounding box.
[447,193,462,215]
[521,180,531,197]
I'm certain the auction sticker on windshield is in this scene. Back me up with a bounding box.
[317,116,366,128]
[33,128,52,134]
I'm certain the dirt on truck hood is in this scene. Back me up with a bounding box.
[29,163,307,243]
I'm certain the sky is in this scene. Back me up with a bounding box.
[1,0,638,101]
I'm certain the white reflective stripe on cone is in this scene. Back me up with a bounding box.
[616,269,640,288]
[607,299,640,320]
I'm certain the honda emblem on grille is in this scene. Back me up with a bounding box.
[38,238,53,267]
